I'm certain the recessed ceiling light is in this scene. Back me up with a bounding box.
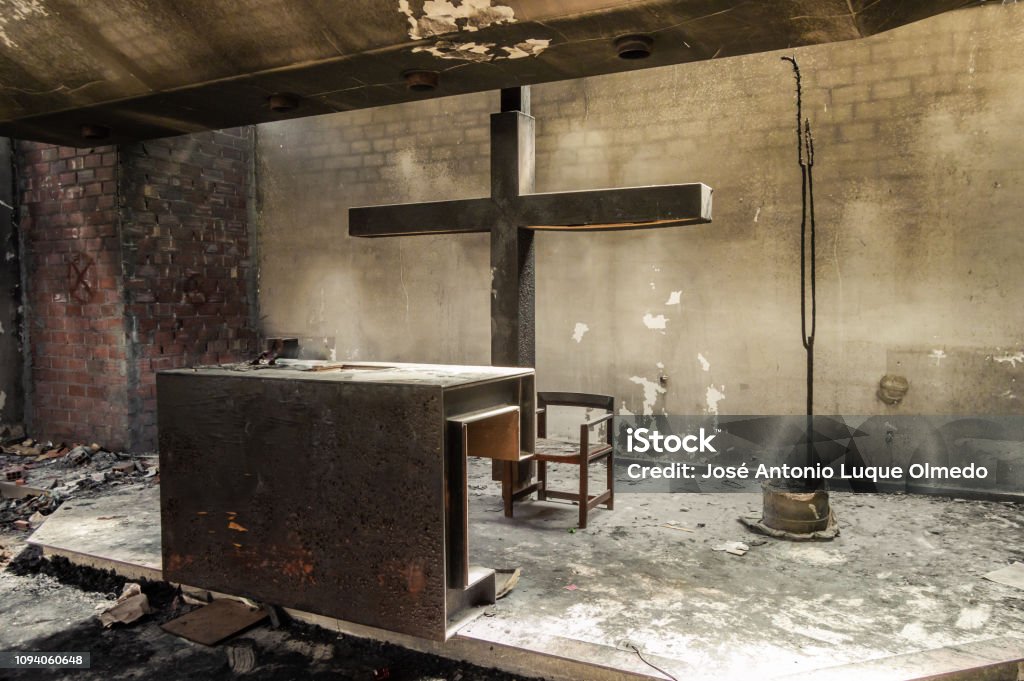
[615,35,654,60]
[80,124,111,140]
[403,70,439,92]
[267,93,300,113]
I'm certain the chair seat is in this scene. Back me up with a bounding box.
[503,392,615,529]
[535,437,612,461]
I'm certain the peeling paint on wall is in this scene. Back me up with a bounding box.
[0,389,6,414]
[629,375,666,415]
[929,349,947,366]
[571,322,589,343]
[642,313,668,331]
[705,384,725,414]
[697,353,710,372]
[665,290,682,306]
[993,351,1024,368]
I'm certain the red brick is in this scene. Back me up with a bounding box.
[18,134,253,452]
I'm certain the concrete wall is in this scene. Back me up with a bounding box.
[255,4,1024,419]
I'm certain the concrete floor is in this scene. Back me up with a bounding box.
[462,457,1024,679]
[8,459,1024,680]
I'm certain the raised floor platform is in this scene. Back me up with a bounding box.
[26,462,1024,681]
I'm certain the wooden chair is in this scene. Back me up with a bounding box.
[504,392,615,529]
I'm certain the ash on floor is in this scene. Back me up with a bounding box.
[0,545,541,681]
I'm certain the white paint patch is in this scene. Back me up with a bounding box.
[954,604,990,630]
[502,38,550,59]
[0,0,47,49]
[0,321,4,334]
[401,0,548,63]
[664,290,682,306]
[629,376,666,415]
[571,322,589,343]
[697,353,710,372]
[785,546,847,566]
[413,40,493,61]
[753,207,761,223]
[399,0,515,40]
[898,621,932,645]
[929,349,947,366]
[4,250,13,261]
[618,404,635,417]
[705,384,725,414]
[994,351,1024,368]
[0,390,5,413]
[642,313,668,331]
[769,612,851,645]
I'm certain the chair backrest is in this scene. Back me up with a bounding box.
[537,392,614,440]
[537,392,614,412]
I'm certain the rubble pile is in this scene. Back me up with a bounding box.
[0,429,158,531]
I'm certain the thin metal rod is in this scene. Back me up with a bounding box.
[783,55,819,476]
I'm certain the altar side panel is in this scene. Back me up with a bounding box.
[157,373,448,639]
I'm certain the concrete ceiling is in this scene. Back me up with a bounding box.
[0,0,981,146]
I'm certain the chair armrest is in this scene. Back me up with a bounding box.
[579,412,614,451]
[583,413,614,429]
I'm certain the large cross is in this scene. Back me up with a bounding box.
[350,87,713,369]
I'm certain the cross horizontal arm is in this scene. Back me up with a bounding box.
[349,197,496,237]
[518,183,712,231]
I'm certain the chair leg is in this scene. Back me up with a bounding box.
[606,450,614,510]
[579,457,589,529]
[538,460,547,501]
[502,462,514,518]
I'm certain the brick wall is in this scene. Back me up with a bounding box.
[15,129,256,451]
[0,139,25,430]
[17,142,129,448]
[120,130,256,450]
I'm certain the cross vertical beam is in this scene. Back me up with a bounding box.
[490,87,535,368]
[348,88,713,376]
